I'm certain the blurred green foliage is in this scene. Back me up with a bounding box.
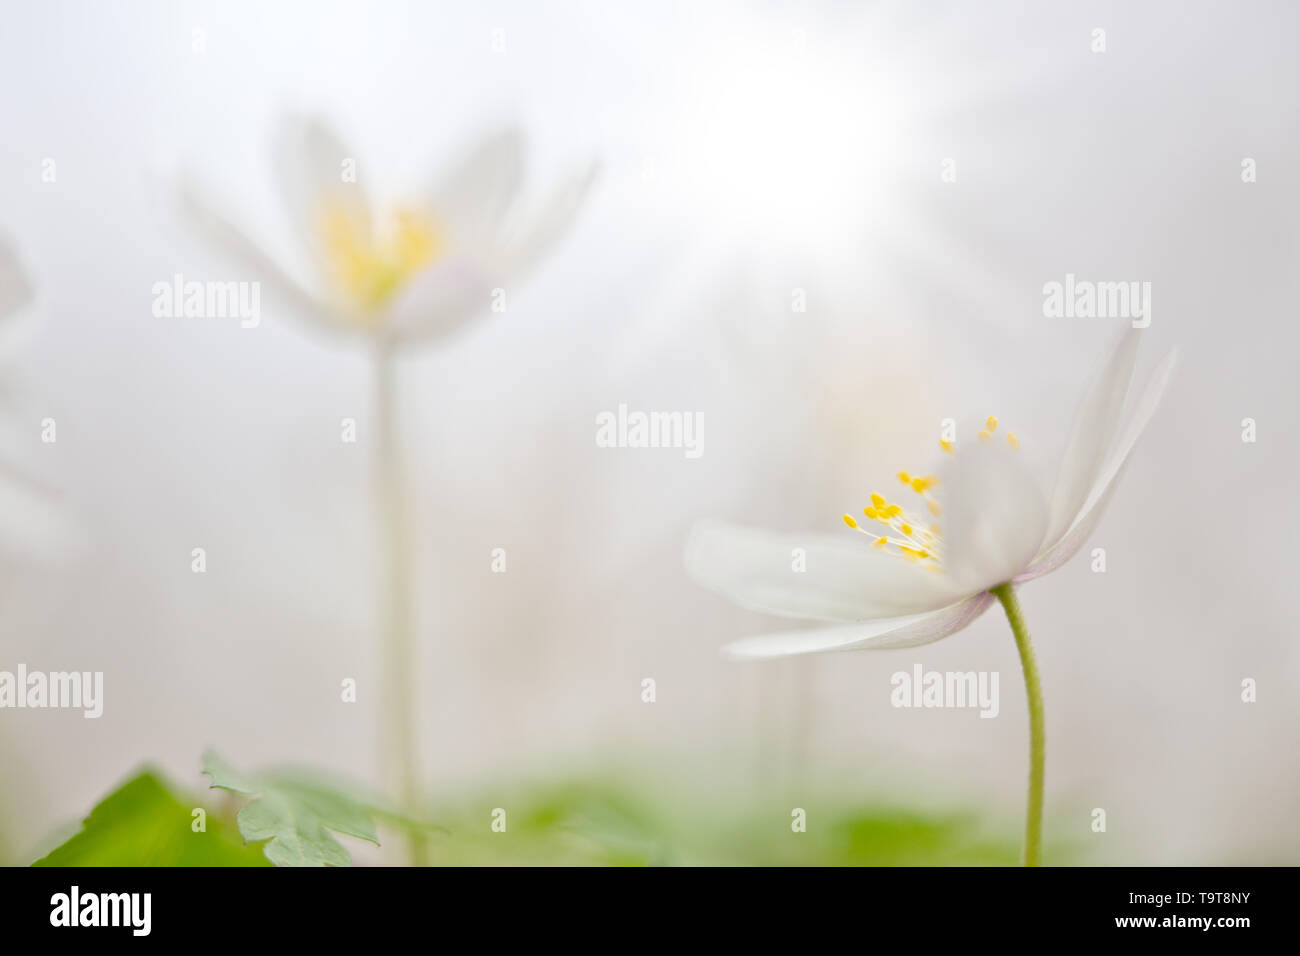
[32,766,1074,866]
[202,750,438,866]
[32,770,269,867]
[427,776,1071,866]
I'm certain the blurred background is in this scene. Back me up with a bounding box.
[1,0,1297,865]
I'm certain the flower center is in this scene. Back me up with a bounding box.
[842,415,1020,569]
[319,203,443,313]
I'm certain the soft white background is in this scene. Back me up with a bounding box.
[0,0,1296,863]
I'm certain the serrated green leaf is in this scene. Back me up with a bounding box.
[31,770,270,867]
[199,750,260,794]
[201,750,435,867]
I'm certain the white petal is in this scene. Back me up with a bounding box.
[938,439,1049,592]
[0,236,33,320]
[176,175,354,334]
[0,460,82,563]
[1021,349,1178,580]
[429,128,526,253]
[497,163,598,275]
[685,519,968,623]
[723,592,996,660]
[1043,327,1142,548]
[272,114,373,282]
[384,256,498,347]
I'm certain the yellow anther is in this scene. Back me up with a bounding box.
[939,439,954,453]
[986,416,998,432]
[978,429,992,443]
[872,536,888,549]
[901,524,913,536]
[885,504,903,519]
[321,203,442,311]
[928,500,942,517]
[843,514,858,529]
[897,471,911,484]
[870,493,887,511]
[899,545,927,562]
[911,475,936,493]
[1007,432,1019,449]
[929,523,941,535]
[863,507,879,520]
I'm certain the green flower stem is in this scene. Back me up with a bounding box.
[990,582,1044,867]
[375,342,426,866]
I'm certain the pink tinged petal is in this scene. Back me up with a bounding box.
[684,519,969,624]
[1021,348,1178,581]
[175,176,355,335]
[722,593,997,660]
[272,114,374,282]
[938,440,1049,592]
[429,128,526,253]
[1043,326,1142,548]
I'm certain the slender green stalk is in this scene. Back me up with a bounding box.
[375,342,426,865]
[990,582,1044,867]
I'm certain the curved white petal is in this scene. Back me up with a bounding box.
[1021,349,1178,580]
[384,256,499,347]
[723,592,996,660]
[429,127,526,253]
[176,176,355,335]
[1043,326,1142,548]
[272,114,373,283]
[0,236,42,362]
[497,163,598,276]
[0,458,82,563]
[685,519,968,623]
[938,440,1049,592]
[0,237,33,321]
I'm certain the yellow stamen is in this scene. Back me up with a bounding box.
[873,536,888,549]
[320,202,442,312]
[986,415,998,432]
[870,493,887,511]
[978,429,992,443]
[901,523,913,536]
[897,471,911,485]
[928,500,942,517]
[843,514,858,529]
[1007,432,1020,449]
[939,439,954,453]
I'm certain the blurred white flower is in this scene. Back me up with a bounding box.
[178,115,596,347]
[687,328,1178,659]
[0,236,75,563]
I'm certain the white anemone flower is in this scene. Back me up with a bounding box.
[176,116,594,864]
[178,114,596,347]
[686,327,1177,865]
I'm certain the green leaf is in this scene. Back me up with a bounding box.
[201,750,436,867]
[31,770,270,867]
